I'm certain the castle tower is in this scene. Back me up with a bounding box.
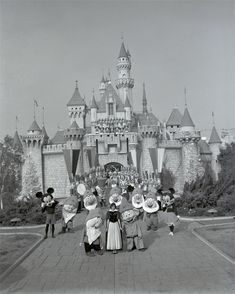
[116,41,134,105]
[99,75,107,98]
[142,83,148,115]
[67,81,86,128]
[176,107,204,187]
[13,130,23,151]
[124,95,131,121]
[64,120,85,178]
[208,126,222,181]
[166,107,182,139]
[90,91,98,133]
[21,120,45,195]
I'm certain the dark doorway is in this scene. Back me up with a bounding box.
[104,162,123,172]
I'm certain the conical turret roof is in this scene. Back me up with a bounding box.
[167,108,182,126]
[91,95,98,109]
[180,108,195,127]
[209,126,222,144]
[69,120,79,129]
[42,126,49,139]
[124,96,131,108]
[13,130,23,150]
[118,42,128,58]
[28,120,41,132]
[67,85,86,106]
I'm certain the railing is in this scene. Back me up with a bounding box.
[43,144,65,154]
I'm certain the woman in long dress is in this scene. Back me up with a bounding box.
[106,203,122,254]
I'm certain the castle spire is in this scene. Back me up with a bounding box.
[143,83,148,115]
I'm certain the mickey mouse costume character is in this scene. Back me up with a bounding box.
[41,187,59,239]
[120,203,145,251]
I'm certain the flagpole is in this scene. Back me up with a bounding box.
[33,100,36,120]
[42,106,45,127]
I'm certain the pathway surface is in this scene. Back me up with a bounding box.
[0,211,235,294]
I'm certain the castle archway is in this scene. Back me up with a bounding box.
[104,162,123,172]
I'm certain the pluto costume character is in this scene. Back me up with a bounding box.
[143,191,159,231]
[121,203,145,251]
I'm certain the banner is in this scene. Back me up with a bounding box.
[63,149,73,182]
[157,148,165,173]
[149,148,158,173]
[130,149,137,167]
[136,147,142,173]
[86,149,92,168]
[72,149,80,176]
[127,151,133,165]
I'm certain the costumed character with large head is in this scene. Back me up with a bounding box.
[162,188,179,236]
[59,191,79,234]
[131,188,145,220]
[143,191,159,231]
[120,202,145,251]
[80,193,104,256]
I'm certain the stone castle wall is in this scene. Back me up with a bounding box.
[210,143,221,181]
[163,148,184,192]
[182,142,204,185]
[43,153,70,198]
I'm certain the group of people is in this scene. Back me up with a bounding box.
[36,167,180,257]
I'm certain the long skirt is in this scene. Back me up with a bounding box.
[106,222,122,250]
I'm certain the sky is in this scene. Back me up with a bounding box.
[0,0,234,139]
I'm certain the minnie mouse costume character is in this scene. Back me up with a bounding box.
[162,188,179,236]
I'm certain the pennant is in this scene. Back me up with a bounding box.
[86,149,92,168]
[130,149,137,167]
[94,152,99,167]
[149,148,158,173]
[136,147,142,173]
[157,148,165,173]
[127,151,133,165]
[72,149,80,176]
[63,149,73,182]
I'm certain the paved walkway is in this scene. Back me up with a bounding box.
[0,211,235,294]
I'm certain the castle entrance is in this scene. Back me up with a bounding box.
[104,162,123,172]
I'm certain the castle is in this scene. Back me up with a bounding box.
[13,41,223,198]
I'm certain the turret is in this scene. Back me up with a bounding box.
[99,75,107,98]
[21,119,45,195]
[175,107,203,186]
[124,95,131,121]
[116,40,134,105]
[13,130,23,151]
[142,83,148,115]
[166,107,182,139]
[67,81,86,128]
[209,126,222,181]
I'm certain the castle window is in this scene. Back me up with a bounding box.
[108,103,114,115]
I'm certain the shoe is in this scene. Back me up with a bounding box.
[112,250,117,254]
[139,248,147,252]
[43,235,48,239]
[96,250,104,255]
[169,232,174,236]
[68,229,74,233]
[52,235,55,238]
[86,252,95,257]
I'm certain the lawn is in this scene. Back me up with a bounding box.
[0,233,41,275]
[196,223,235,260]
